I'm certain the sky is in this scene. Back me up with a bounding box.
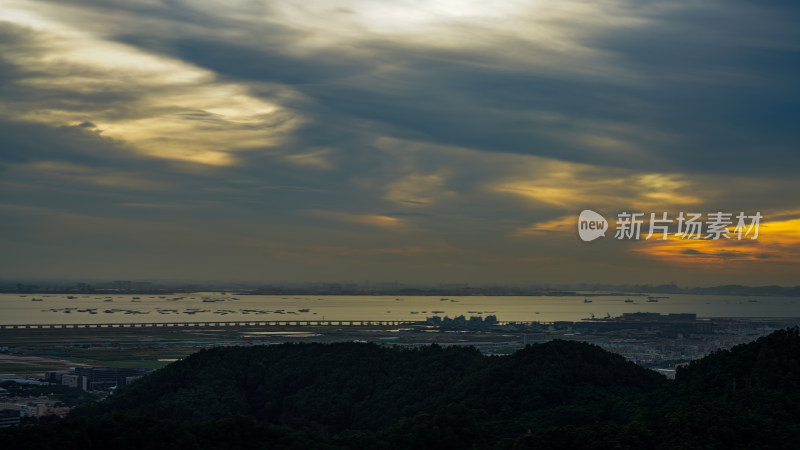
[1,0,799,286]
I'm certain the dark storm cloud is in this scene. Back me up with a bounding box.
[8,0,797,177]
[0,117,335,225]
[85,0,798,178]
[2,0,799,285]
[110,33,643,169]
[0,120,131,166]
[588,1,800,174]
[153,38,368,86]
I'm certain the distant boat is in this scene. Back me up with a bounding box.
[584,298,592,303]
[298,308,310,312]
[647,298,659,302]
[30,298,43,301]
[625,299,634,303]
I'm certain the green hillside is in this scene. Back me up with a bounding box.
[3,329,800,449]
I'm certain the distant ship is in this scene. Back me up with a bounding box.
[625,299,634,303]
[584,298,592,303]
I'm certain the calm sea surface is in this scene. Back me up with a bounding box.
[2,293,800,325]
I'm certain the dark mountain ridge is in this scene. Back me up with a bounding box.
[3,329,800,449]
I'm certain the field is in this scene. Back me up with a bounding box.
[0,325,525,377]
[0,327,244,375]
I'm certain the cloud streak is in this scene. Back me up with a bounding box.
[1,0,799,285]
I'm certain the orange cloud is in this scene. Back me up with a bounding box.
[492,160,703,211]
[632,215,800,265]
[513,215,575,236]
[305,210,410,230]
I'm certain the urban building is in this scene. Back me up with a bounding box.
[0,409,20,428]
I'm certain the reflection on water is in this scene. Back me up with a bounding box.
[1,293,800,325]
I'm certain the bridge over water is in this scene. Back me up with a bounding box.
[0,320,427,330]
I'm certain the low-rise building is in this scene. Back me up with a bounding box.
[60,367,151,391]
[0,409,20,428]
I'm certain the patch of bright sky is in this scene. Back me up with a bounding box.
[1,1,300,166]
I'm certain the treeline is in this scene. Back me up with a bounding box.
[2,329,800,448]
[517,327,800,449]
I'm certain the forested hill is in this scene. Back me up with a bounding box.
[3,329,800,449]
[676,326,800,392]
[519,328,800,449]
[74,339,665,447]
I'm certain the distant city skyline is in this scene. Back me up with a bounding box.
[1,1,799,286]
[6,279,800,296]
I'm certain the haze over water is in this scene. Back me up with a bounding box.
[2,293,799,325]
